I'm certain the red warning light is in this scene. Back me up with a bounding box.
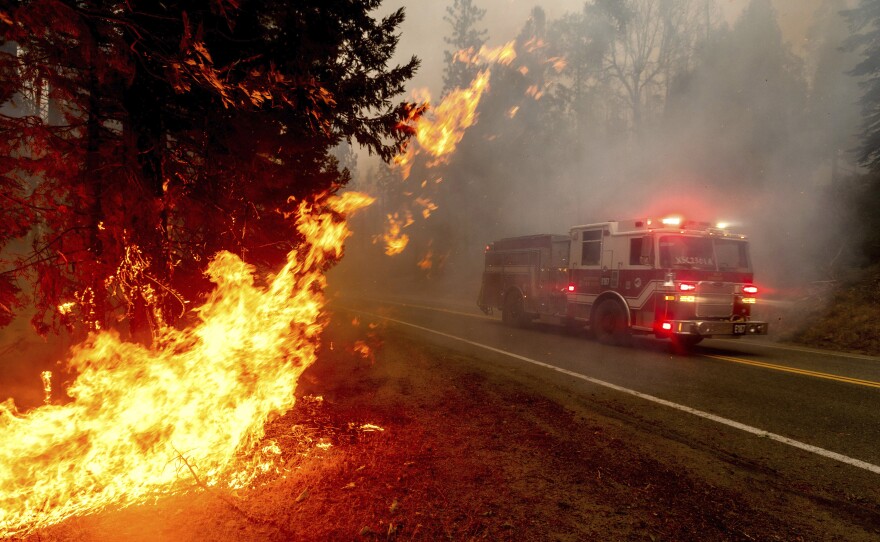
[661,322,673,331]
[567,284,576,292]
[742,285,758,294]
[678,283,696,292]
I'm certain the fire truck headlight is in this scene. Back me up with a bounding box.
[742,297,756,304]
[679,295,696,303]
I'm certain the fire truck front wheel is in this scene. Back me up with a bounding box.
[592,299,630,346]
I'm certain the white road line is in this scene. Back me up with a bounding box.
[339,297,491,320]
[347,308,880,476]
[352,297,880,362]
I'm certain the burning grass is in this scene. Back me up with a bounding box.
[20,313,880,541]
[0,192,374,536]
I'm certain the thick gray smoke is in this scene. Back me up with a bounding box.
[335,0,863,308]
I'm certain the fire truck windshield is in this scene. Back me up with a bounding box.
[659,236,751,272]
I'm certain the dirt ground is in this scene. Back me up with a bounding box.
[24,314,880,541]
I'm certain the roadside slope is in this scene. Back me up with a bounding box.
[34,314,880,541]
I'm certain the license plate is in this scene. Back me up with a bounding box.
[733,324,746,334]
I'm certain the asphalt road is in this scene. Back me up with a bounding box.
[333,292,880,489]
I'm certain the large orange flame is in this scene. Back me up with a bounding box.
[0,191,374,537]
[413,69,490,165]
[379,43,527,258]
[453,40,517,66]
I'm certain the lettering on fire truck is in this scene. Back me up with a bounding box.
[476,216,768,347]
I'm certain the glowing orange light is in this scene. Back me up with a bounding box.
[417,249,433,270]
[0,191,374,537]
[411,70,490,166]
[353,341,372,358]
[376,212,412,255]
[548,56,567,72]
[453,41,516,66]
[415,197,438,219]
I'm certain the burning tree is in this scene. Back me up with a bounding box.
[0,0,427,535]
[0,0,421,337]
[442,0,488,95]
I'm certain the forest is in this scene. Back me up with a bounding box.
[2,0,880,352]
[1,1,880,538]
[345,0,880,353]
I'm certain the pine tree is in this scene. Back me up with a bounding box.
[0,1,421,336]
[442,0,488,94]
[842,0,880,262]
[844,0,880,171]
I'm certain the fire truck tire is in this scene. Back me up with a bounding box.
[592,299,630,345]
[502,292,528,327]
[671,334,703,349]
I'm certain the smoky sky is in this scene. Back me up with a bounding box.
[340,0,861,296]
[378,0,825,103]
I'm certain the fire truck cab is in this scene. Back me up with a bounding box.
[477,216,768,348]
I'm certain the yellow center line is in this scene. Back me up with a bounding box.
[705,354,880,389]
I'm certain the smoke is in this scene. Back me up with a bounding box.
[334,0,863,307]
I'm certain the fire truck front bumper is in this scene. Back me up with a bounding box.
[662,320,769,338]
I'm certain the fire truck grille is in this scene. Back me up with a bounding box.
[696,294,734,318]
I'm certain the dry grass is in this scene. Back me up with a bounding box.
[784,265,880,356]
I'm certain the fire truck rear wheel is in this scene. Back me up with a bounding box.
[502,292,528,327]
[671,334,703,349]
[592,299,630,345]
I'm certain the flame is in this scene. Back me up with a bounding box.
[526,85,544,100]
[352,341,371,359]
[417,249,433,270]
[0,191,373,537]
[522,37,545,53]
[40,371,52,405]
[357,423,384,432]
[381,45,511,258]
[392,151,414,181]
[401,70,490,169]
[453,41,517,66]
[376,212,411,256]
[548,56,567,73]
[414,197,438,219]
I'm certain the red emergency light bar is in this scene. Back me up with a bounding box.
[742,285,758,294]
[640,215,718,231]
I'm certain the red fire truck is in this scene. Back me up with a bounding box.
[477,216,768,347]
